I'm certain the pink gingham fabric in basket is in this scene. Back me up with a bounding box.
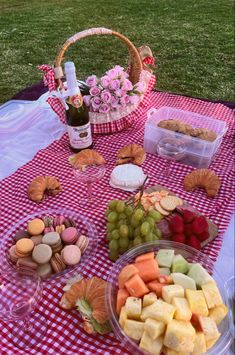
[0,91,234,355]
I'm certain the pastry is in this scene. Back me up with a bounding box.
[61,227,79,245]
[76,235,89,254]
[69,149,106,170]
[15,238,34,258]
[27,218,45,236]
[61,245,81,266]
[32,244,52,264]
[110,164,147,191]
[50,253,66,273]
[183,169,220,197]
[116,144,146,166]
[28,175,62,202]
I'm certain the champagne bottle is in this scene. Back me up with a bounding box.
[64,61,92,153]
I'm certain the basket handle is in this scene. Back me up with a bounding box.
[54,27,143,86]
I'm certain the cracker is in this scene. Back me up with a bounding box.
[154,202,170,216]
[159,196,178,211]
[169,196,184,207]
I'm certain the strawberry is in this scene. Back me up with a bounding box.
[169,215,184,233]
[197,230,210,242]
[187,234,201,250]
[184,223,192,237]
[182,210,196,223]
[172,233,186,244]
[191,216,208,235]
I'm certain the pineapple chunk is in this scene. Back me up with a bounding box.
[164,348,190,355]
[119,306,127,329]
[206,333,221,350]
[209,304,228,325]
[162,284,184,303]
[198,316,221,341]
[125,297,142,319]
[143,292,158,307]
[185,289,209,316]
[163,319,195,353]
[123,319,144,341]
[139,331,163,355]
[144,318,165,339]
[201,282,223,309]
[172,297,192,321]
[141,299,175,324]
[191,331,207,355]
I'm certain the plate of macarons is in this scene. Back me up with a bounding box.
[0,208,98,282]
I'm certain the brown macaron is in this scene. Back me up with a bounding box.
[13,229,31,242]
[31,235,43,246]
[16,257,38,271]
[50,253,66,273]
[37,263,53,279]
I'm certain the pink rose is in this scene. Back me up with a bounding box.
[100,75,111,88]
[107,67,119,79]
[83,95,91,106]
[91,99,100,112]
[90,86,101,96]
[121,79,133,91]
[86,75,98,87]
[115,89,126,97]
[111,96,120,108]
[99,103,110,114]
[100,90,112,103]
[93,96,101,105]
[120,94,130,106]
[109,79,120,91]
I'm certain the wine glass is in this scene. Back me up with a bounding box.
[0,268,47,349]
[73,164,106,207]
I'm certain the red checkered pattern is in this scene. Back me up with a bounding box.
[0,91,234,354]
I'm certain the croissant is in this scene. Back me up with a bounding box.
[116,144,146,165]
[69,149,106,170]
[183,169,220,197]
[28,175,62,202]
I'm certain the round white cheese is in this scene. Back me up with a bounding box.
[110,164,147,191]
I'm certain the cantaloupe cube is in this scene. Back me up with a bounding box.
[206,333,221,350]
[209,304,228,325]
[116,288,129,314]
[119,306,127,329]
[125,297,142,319]
[124,274,149,298]
[201,282,223,309]
[123,319,144,341]
[143,292,158,307]
[118,264,139,289]
[134,258,160,282]
[139,331,163,355]
[185,290,209,316]
[191,331,207,355]
[162,284,184,303]
[172,297,192,321]
[144,318,165,339]
[141,299,175,324]
[163,319,196,353]
[198,316,220,341]
[135,252,154,263]
[147,281,167,297]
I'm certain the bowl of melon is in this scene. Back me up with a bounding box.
[105,240,232,355]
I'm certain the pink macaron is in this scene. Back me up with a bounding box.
[75,235,89,255]
[61,227,79,245]
[61,245,81,266]
[53,215,65,228]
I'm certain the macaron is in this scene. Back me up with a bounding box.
[37,263,53,279]
[15,238,34,258]
[8,245,19,263]
[50,253,66,273]
[27,218,45,236]
[75,235,89,255]
[61,227,79,245]
[64,218,77,228]
[31,235,43,246]
[16,257,38,271]
[13,229,30,242]
[61,245,81,266]
[44,226,55,234]
[42,232,61,246]
[53,215,65,228]
[32,244,52,264]
[43,216,54,228]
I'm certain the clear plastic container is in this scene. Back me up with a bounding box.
[106,240,232,355]
[143,107,228,168]
[0,208,98,284]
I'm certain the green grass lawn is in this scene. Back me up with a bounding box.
[0,0,234,103]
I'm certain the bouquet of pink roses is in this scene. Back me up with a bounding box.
[83,65,145,114]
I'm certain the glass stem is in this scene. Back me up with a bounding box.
[23,315,33,332]
[86,182,93,200]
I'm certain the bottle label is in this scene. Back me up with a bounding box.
[67,123,92,149]
[67,94,83,108]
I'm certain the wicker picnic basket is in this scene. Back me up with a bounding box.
[53,27,156,134]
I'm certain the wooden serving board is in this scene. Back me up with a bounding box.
[145,184,218,248]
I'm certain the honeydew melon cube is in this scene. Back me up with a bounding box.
[172,297,192,321]
[209,304,228,325]
[123,319,144,341]
[185,289,209,316]
[162,284,184,304]
[141,299,175,324]
[201,282,223,309]
[163,319,196,353]
[191,331,207,355]
[171,255,189,274]
[143,292,158,307]
[119,306,127,329]
[171,272,196,290]
[144,318,165,339]
[187,263,214,287]
[139,331,163,355]
[198,316,221,341]
[125,297,142,319]
[159,267,171,275]
[156,249,175,268]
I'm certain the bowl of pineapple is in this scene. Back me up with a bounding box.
[105,240,232,355]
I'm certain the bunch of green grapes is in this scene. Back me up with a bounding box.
[106,199,163,261]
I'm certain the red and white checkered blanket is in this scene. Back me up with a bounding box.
[0,91,234,354]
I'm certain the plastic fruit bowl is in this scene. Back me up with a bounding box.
[0,208,98,283]
[106,240,232,355]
